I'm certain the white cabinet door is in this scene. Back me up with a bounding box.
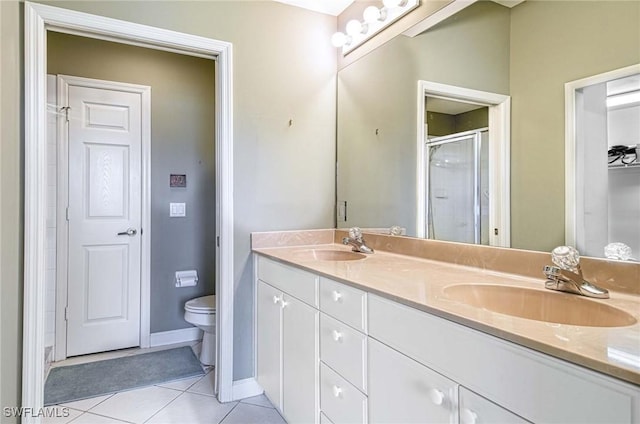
[369,338,457,424]
[282,293,319,424]
[459,387,530,424]
[256,281,283,411]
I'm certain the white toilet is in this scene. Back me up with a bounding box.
[184,295,216,366]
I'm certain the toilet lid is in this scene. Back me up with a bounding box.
[185,295,216,313]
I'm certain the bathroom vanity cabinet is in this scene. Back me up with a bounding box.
[256,258,319,424]
[255,255,640,424]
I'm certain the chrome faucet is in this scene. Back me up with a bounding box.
[543,246,609,299]
[342,227,374,254]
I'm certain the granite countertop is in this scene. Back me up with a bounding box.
[253,241,640,386]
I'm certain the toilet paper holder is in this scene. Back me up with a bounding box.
[175,270,198,287]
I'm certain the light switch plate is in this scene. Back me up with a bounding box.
[170,202,186,217]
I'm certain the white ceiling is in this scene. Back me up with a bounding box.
[272,0,355,16]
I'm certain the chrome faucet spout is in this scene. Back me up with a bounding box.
[543,266,609,299]
[342,229,374,254]
[543,246,609,299]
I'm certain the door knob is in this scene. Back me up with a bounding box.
[117,228,137,236]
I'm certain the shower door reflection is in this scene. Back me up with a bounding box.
[426,129,489,244]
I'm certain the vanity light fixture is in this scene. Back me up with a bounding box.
[363,6,386,23]
[331,0,419,54]
[346,19,367,36]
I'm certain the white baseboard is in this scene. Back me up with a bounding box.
[232,378,263,401]
[150,327,202,347]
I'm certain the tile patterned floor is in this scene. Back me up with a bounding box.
[44,342,284,424]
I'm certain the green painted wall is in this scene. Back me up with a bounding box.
[1,1,23,421]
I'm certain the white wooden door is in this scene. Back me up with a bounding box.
[282,293,319,424]
[64,76,144,357]
[256,281,283,411]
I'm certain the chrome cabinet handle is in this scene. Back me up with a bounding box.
[117,228,137,236]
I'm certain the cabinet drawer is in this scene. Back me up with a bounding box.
[320,313,367,393]
[257,256,318,307]
[459,387,530,424]
[319,277,367,332]
[320,362,367,424]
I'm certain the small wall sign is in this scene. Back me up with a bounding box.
[170,174,187,188]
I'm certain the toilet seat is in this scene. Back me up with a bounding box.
[185,295,216,314]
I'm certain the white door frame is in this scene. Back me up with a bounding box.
[54,75,152,361]
[564,63,640,247]
[24,1,235,415]
[416,80,511,247]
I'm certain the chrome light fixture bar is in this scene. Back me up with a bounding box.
[332,0,420,54]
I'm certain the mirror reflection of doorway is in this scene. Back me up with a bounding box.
[424,96,489,245]
[416,81,510,247]
[571,71,640,259]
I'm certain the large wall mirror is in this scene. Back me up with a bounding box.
[336,0,639,259]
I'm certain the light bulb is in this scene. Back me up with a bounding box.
[363,6,384,23]
[383,0,406,8]
[331,32,350,48]
[346,19,365,36]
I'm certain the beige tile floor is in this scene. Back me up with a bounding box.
[44,342,285,424]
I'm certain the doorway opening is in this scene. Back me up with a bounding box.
[565,64,640,259]
[416,81,511,247]
[24,1,235,411]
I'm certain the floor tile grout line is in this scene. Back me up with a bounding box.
[217,400,241,424]
[60,392,116,412]
[238,400,276,410]
[154,372,205,392]
[90,385,183,424]
[141,390,185,424]
[67,410,135,424]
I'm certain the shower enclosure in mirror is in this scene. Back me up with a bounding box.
[426,129,488,245]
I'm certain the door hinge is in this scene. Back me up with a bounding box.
[64,307,69,321]
[66,207,69,221]
[216,236,220,247]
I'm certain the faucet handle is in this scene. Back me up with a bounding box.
[551,246,581,273]
[348,227,363,240]
[389,225,403,236]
